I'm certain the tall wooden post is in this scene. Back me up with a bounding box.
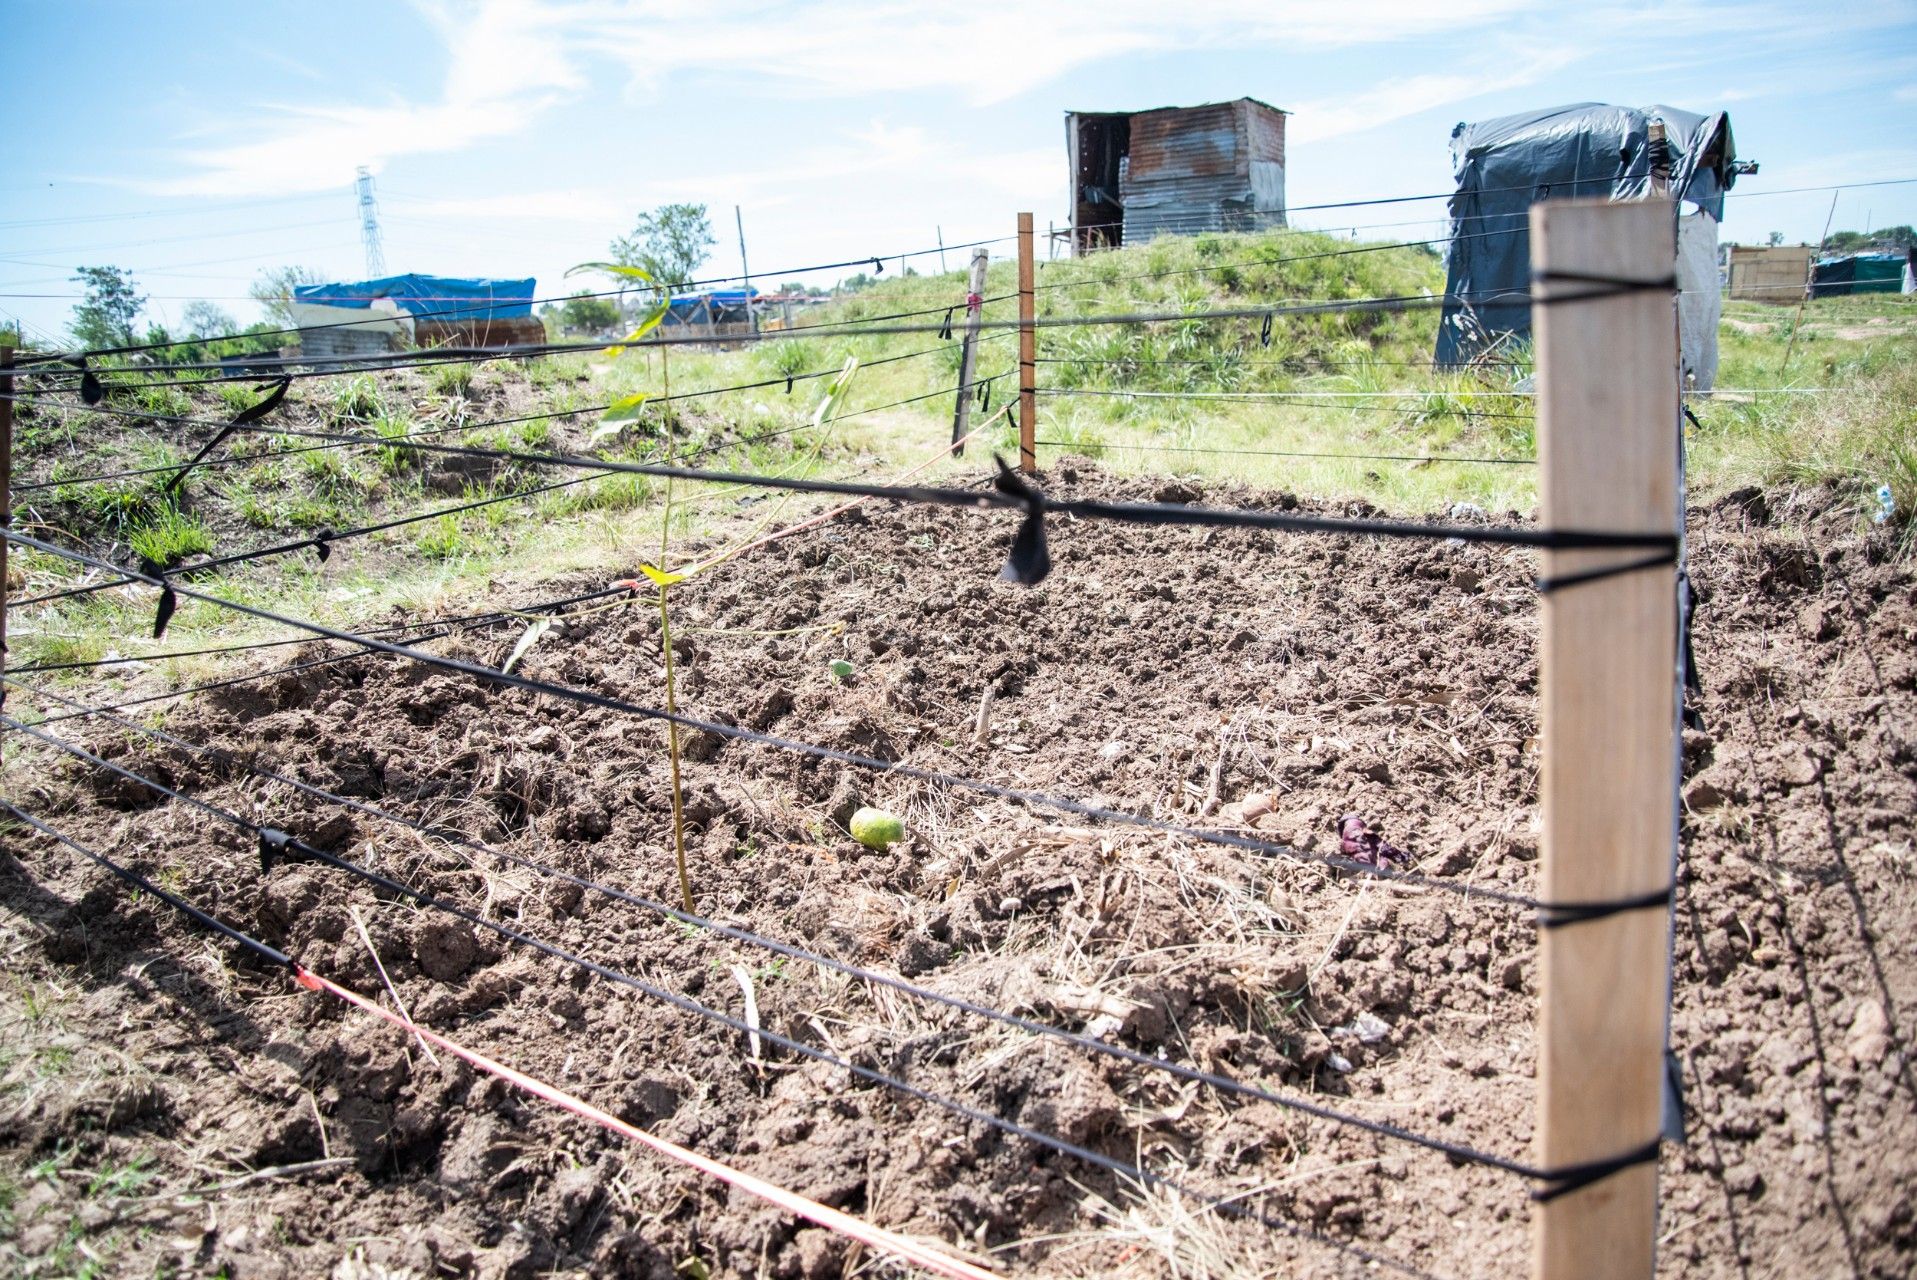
[950,249,989,457]
[1016,212,1036,473]
[1,348,13,701]
[1532,197,1680,1280]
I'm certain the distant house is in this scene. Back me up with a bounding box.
[1065,98,1288,252]
[290,274,541,360]
[1725,244,1816,304]
[659,289,761,339]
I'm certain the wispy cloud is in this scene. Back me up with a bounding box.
[140,0,1534,197]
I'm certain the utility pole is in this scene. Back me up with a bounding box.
[937,226,947,275]
[735,205,755,334]
[355,166,386,278]
[949,248,989,457]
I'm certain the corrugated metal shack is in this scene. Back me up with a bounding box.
[1065,98,1288,252]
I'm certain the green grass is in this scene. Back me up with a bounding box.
[329,374,384,423]
[428,361,476,398]
[127,509,213,566]
[413,514,474,561]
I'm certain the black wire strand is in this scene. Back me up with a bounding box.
[1,528,1550,908]
[10,676,1555,1176]
[9,355,1013,610]
[0,759,1434,1280]
[3,335,991,481]
[8,582,632,676]
[1032,439,1534,466]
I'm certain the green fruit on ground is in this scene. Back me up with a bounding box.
[849,807,905,849]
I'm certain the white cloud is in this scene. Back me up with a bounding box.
[571,0,1538,106]
[142,0,1537,197]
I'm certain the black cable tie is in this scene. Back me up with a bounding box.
[1683,406,1705,432]
[992,457,1052,585]
[152,575,178,640]
[257,827,296,875]
[164,376,292,496]
[977,379,990,412]
[784,375,793,395]
[311,529,336,564]
[1530,269,1678,303]
[1535,884,1673,929]
[1260,313,1274,347]
[939,308,954,340]
[1535,549,1676,594]
[1679,571,1705,731]
[872,257,884,274]
[1531,1138,1662,1203]
[79,363,104,406]
[1663,1048,1688,1143]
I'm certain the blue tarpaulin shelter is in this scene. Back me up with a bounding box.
[1436,103,1740,366]
[661,289,760,328]
[293,274,536,320]
[1810,251,1913,297]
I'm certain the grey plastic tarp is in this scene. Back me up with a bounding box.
[1436,103,1738,365]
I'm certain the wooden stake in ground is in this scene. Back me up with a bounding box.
[950,248,989,457]
[1017,211,1037,473]
[1531,196,1681,1280]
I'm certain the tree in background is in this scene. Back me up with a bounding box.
[609,203,714,289]
[180,301,239,340]
[1825,226,1916,252]
[558,291,620,334]
[68,266,145,350]
[249,265,322,328]
[1767,231,1785,247]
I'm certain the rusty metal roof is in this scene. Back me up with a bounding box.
[1064,96,1289,118]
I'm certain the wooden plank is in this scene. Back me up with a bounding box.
[950,249,989,456]
[1531,196,1680,1280]
[1017,212,1036,473]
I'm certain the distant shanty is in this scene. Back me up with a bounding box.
[290,274,540,359]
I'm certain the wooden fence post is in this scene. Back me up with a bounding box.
[950,249,989,457]
[1532,197,1680,1280]
[1017,212,1036,473]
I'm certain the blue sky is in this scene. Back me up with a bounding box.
[3,0,1914,344]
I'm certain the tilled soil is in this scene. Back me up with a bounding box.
[1,466,1911,1279]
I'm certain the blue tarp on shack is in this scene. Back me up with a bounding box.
[1436,103,1740,364]
[660,289,760,326]
[293,274,536,320]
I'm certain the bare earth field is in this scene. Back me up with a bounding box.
[0,465,1911,1279]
